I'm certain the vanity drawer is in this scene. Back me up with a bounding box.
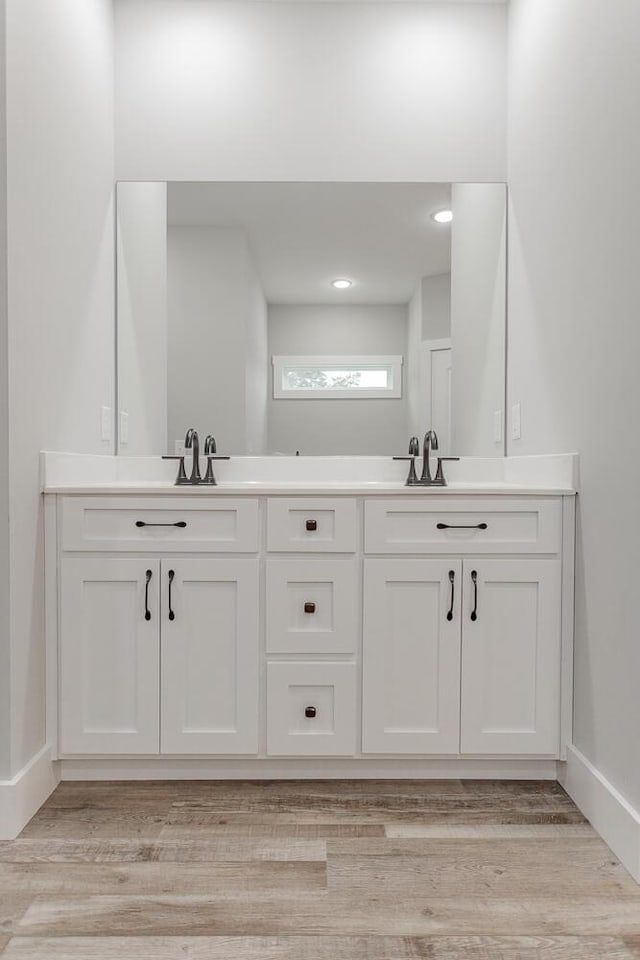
[364,498,562,555]
[266,662,357,756]
[61,497,259,553]
[266,560,359,654]
[266,498,358,553]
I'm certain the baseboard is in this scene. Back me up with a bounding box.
[0,745,60,840]
[558,745,640,882]
[59,757,559,780]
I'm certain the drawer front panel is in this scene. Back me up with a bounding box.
[364,498,562,555]
[267,499,358,553]
[266,560,359,654]
[266,662,357,756]
[62,497,259,553]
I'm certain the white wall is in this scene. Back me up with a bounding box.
[508,0,640,809]
[421,273,450,342]
[114,0,507,182]
[117,181,167,455]
[167,226,267,455]
[5,0,114,775]
[406,274,451,441]
[0,0,9,781]
[268,304,407,455]
[450,183,506,456]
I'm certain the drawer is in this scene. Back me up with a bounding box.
[61,497,259,553]
[266,662,357,756]
[266,498,358,553]
[364,498,562,555]
[266,560,359,654]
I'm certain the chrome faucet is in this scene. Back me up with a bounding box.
[184,428,201,484]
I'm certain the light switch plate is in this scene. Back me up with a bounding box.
[119,410,129,445]
[511,402,522,441]
[100,406,112,442]
[493,409,503,444]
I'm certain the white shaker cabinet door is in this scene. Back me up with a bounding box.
[59,558,160,755]
[362,559,462,754]
[460,559,562,756]
[161,559,259,754]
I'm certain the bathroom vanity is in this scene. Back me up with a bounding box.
[43,454,577,778]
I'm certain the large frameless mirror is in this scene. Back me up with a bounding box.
[116,181,506,457]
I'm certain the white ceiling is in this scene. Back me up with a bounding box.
[167,182,452,304]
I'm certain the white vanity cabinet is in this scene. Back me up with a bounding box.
[59,557,161,755]
[56,498,260,757]
[361,499,567,758]
[49,489,574,769]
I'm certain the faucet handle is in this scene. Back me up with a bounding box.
[393,455,420,486]
[161,455,188,486]
[433,456,460,486]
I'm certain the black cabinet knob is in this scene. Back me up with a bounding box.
[305,519,317,531]
[305,706,317,719]
[304,601,316,614]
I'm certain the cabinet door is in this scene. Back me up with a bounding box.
[60,558,160,755]
[161,559,259,754]
[461,559,561,756]
[363,559,462,754]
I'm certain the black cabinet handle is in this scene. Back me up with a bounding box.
[144,569,152,621]
[447,569,455,622]
[168,569,176,621]
[305,706,317,718]
[304,601,316,614]
[470,570,478,622]
[305,519,317,532]
[437,522,488,530]
[135,520,187,528]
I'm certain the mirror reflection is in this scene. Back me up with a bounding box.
[116,181,506,457]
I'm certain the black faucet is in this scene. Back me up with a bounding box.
[394,429,459,486]
[184,428,201,484]
[420,430,439,484]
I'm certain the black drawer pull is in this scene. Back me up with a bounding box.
[471,570,478,622]
[305,519,317,532]
[447,569,455,622]
[168,569,176,621]
[305,706,317,719]
[136,520,187,528]
[437,522,488,530]
[144,569,152,621]
[304,601,316,614]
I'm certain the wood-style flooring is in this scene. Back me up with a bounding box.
[0,779,639,959]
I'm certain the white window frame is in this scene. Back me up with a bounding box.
[272,355,403,400]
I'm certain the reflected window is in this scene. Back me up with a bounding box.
[273,356,403,399]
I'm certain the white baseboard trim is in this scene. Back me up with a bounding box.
[558,745,640,883]
[0,745,60,840]
[59,757,559,781]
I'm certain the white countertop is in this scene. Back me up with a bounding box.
[40,452,579,497]
[43,480,576,496]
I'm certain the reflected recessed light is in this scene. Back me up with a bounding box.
[331,278,352,289]
[431,209,453,224]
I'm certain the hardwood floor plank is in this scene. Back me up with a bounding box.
[0,838,326,863]
[385,824,597,838]
[0,861,326,898]
[326,838,638,898]
[19,813,166,840]
[16,895,640,938]
[0,897,34,943]
[3,935,640,960]
[164,808,587,827]
[159,823,385,838]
